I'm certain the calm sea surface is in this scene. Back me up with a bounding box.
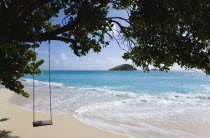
[24,70,210,95]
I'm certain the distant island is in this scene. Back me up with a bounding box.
[108,64,137,71]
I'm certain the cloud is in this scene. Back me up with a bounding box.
[60,53,68,61]
[76,56,133,70]
[48,53,132,70]
[37,43,186,71]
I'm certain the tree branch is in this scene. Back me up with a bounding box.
[44,21,78,37]
[106,17,129,23]
[52,36,81,56]
[51,36,75,43]
[107,19,127,33]
[18,0,52,21]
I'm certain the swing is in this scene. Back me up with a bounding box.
[32,42,53,127]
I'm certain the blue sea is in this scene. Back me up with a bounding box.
[24,70,210,95]
[11,70,210,136]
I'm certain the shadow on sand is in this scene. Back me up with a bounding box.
[0,130,19,138]
[0,118,19,138]
[0,118,9,122]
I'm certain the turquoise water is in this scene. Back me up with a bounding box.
[24,70,210,95]
[14,70,210,136]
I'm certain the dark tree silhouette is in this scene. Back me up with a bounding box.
[0,0,209,97]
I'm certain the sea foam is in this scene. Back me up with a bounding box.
[15,78,210,117]
[10,76,210,137]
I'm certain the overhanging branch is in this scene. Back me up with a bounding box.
[107,17,129,23]
[52,36,81,56]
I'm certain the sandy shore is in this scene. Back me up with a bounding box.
[76,110,210,138]
[1,88,210,138]
[0,89,127,138]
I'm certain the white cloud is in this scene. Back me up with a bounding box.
[49,54,132,70]
[37,42,187,71]
[60,53,68,61]
[40,51,186,71]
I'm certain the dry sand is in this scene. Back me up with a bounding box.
[0,89,128,138]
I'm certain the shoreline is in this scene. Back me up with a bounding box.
[73,113,134,138]
[0,89,128,138]
[74,111,210,138]
[2,88,210,138]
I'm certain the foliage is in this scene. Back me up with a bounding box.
[109,64,137,71]
[123,0,210,73]
[0,42,43,97]
[0,0,209,97]
[0,0,131,97]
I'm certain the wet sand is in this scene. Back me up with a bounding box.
[0,89,127,138]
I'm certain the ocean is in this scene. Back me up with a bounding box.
[11,70,210,136]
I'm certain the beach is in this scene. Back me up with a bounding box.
[1,71,210,137]
[0,89,127,138]
[1,89,210,138]
[1,0,209,137]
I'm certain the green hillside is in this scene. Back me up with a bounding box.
[108,64,137,71]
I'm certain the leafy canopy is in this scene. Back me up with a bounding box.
[0,0,209,97]
[123,0,210,73]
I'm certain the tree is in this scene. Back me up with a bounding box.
[0,0,209,97]
[0,43,43,97]
[123,0,210,73]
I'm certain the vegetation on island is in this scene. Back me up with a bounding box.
[0,0,210,97]
[109,64,137,71]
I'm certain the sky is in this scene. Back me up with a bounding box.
[35,7,184,71]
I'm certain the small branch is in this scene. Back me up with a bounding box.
[52,36,81,56]
[51,36,75,43]
[109,20,126,33]
[105,32,114,39]
[106,17,129,23]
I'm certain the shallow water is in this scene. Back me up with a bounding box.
[9,70,210,137]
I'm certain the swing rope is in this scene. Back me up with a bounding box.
[33,46,35,122]
[32,42,53,127]
[48,42,53,122]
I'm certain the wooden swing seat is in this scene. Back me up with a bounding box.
[33,120,53,127]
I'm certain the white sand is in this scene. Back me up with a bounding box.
[0,89,127,138]
[1,89,210,138]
